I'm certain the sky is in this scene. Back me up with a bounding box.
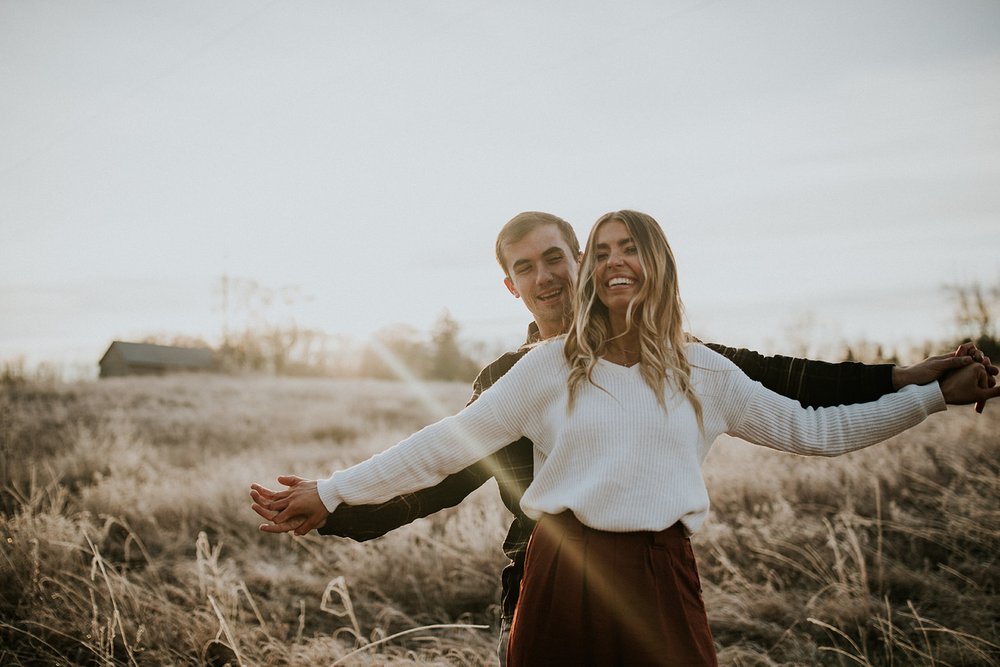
[2,0,999,377]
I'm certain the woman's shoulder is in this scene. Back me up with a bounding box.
[521,335,570,367]
[684,341,736,370]
[684,341,755,403]
[480,335,568,384]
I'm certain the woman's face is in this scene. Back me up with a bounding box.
[592,220,644,313]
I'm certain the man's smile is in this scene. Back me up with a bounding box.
[536,287,564,303]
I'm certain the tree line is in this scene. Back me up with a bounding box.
[142,309,488,383]
[132,275,1000,382]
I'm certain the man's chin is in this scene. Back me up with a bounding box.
[539,303,570,316]
[536,308,572,329]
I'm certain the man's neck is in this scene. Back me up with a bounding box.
[535,321,568,340]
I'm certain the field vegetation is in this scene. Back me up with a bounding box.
[1,371,998,665]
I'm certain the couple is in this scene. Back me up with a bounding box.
[252,210,997,666]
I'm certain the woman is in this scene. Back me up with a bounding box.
[257,211,990,665]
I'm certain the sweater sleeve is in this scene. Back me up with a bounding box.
[700,348,947,456]
[315,342,560,512]
[316,351,528,539]
[316,395,521,512]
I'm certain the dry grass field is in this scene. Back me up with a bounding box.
[1,372,998,665]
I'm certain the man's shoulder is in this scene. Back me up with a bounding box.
[474,349,530,390]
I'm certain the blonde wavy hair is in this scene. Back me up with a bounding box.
[564,210,702,427]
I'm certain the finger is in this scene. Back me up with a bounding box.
[975,364,991,412]
[251,490,282,512]
[974,371,993,413]
[251,503,278,521]
[295,513,325,536]
[270,498,291,513]
[937,355,975,371]
[975,385,1000,403]
[271,506,302,526]
[975,364,989,384]
[250,484,276,499]
[259,518,304,534]
[277,475,306,486]
[954,342,976,357]
[971,367,1000,396]
[268,489,292,502]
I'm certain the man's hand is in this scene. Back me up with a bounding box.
[938,358,1000,407]
[956,342,997,413]
[893,342,997,413]
[250,475,329,536]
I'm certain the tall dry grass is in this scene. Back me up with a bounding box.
[1,373,997,665]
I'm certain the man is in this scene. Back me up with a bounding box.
[252,211,995,664]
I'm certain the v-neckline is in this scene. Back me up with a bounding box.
[598,357,641,371]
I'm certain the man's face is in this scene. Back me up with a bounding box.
[502,225,580,337]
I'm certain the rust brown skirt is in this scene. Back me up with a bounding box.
[506,511,718,666]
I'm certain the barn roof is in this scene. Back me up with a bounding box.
[100,341,215,369]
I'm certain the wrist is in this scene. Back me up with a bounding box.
[316,476,342,513]
[892,366,909,390]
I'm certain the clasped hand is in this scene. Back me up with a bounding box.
[250,475,328,536]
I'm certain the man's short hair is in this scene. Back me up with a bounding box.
[495,212,580,277]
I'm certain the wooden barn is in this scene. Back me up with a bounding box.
[98,341,216,378]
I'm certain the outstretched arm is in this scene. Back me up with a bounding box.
[253,343,560,536]
[255,403,519,534]
[704,341,989,408]
[715,349,998,457]
[252,349,533,538]
[251,463,491,538]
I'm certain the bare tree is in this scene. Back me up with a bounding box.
[943,278,1000,357]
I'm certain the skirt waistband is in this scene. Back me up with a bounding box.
[540,510,688,546]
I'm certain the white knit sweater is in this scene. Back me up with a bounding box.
[317,341,946,534]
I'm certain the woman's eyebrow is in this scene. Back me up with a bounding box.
[594,237,633,249]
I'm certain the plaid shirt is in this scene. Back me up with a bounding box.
[320,324,894,620]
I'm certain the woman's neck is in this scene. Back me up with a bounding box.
[604,321,641,368]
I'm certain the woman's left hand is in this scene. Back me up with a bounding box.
[939,360,1000,407]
